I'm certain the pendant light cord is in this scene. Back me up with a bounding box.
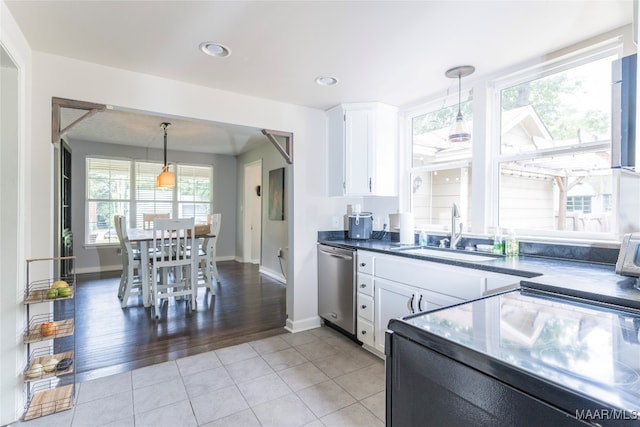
[161,122,171,170]
[457,74,462,115]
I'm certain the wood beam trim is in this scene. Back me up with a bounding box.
[262,129,293,164]
[51,97,107,143]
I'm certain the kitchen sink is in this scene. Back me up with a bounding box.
[394,246,500,262]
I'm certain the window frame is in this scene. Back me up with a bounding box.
[489,40,623,240]
[85,156,132,246]
[403,89,474,231]
[400,31,631,243]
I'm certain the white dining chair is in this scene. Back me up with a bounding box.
[115,215,144,308]
[150,218,197,318]
[142,212,170,230]
[198,213,221,292]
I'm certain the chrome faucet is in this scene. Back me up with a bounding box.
[450,203,463,249]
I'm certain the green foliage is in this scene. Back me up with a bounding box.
[502,73,609,140]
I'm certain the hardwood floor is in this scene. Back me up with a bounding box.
[60,261,287,383]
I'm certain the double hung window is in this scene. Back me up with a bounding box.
[495,50,617,235]
[410,99,473,230]
[86,158,131,244]
[405,37,625,239]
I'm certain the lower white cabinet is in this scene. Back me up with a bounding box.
[355,250,523,356]
[373,278,417,354]
[373,277,463,354]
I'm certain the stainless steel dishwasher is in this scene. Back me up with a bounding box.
[317,244,356,336]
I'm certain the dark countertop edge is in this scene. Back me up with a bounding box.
[318,240,547,278]
[319,239,640,310]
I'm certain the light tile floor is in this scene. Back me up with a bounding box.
[17,326,385,427]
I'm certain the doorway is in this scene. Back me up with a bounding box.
[243,160,262,264]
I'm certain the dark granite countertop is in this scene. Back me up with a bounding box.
[318,238,640,311]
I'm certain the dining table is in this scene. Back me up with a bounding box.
[127,227,216,307]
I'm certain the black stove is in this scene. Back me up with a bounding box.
[388,289,640,425]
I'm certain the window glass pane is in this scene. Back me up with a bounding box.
[500,56,614,155]
[87,202,130,244]
[499,151,612,233]
[498,53,615,235]
[87,158,130,200]
[412,167,471,229]
[178,165,213,223]
[412,100,472,167]
[135,161,173,226]
[86,158,131,245]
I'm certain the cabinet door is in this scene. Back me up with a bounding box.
[418,289,464,312]
[344,108,373,195]
[374,278,418,354]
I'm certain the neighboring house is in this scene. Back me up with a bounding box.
[412,106,612,233]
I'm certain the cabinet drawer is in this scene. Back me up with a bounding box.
[357,251,374,275]
[357,318,374,347]
[357,274,374,296]
[357,294,374,322]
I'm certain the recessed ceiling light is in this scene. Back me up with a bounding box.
[315,76,339,86]
[199,42,231,57]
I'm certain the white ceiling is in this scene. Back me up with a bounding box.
[6,0,634,154]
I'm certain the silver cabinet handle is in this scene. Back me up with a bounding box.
[418,295,424,312]
[409,294,415,314]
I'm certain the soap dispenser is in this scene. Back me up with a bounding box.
[505,229,519,256]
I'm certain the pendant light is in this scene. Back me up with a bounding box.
[445,65,475,143]
[156,122,175,187]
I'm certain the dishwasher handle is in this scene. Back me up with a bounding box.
[319,248,353,261]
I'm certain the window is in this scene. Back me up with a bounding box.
[567,195,592,214]
[86,158,131,245]
[85,157,213,245]
[177,164,213,224]
[135,161,173,227]
[496,51,617,235]
[410,99,472,229]
[403,33,629,240]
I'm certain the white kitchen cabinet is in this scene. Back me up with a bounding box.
[373,277,464,354]
[356,251,376,347]
[327,102,398,196]
[360,251,523,356]
[373,278,418,354]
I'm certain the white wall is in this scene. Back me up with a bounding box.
[0,0,31,423]
[237,142,288,281]
[0,32,336,421]
[29,51,331,334]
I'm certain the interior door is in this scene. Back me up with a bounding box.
[243,160,262,263]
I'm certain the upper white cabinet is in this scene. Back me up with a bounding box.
[327,102,398,196]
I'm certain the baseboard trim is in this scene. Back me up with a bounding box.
[259,266,286,284]
[285,316,322,333]
[75,264,122,274]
